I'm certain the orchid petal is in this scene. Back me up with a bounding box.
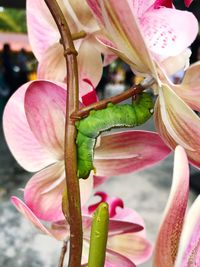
[3,82,56,172]
[153,146,189,267]
[175,195,200,267]
[26,0,59,60]
[67,0,98,31]
[24,162,93,222]
[88,0,157,76]
[27,0,77,60]
[24,81,66,159]
[172,62,200,112]
[78,38,103,93]
[184,0,193,7]
[155,84,200,168]
[11,197,54,237]
[142,8,198,59]
[94,130,171,176]
[108,233,153,265]
[24,162,65,222]
[102,0,157,76]
[105,249,136,267]
[37,43,66,83]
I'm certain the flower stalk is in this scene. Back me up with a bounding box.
[44,0,82,266]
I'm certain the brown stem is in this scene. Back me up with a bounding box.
[71,84,143,119]
[58,241,68,267]
[44,1,82,267]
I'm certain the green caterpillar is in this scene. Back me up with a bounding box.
[76,92,154,179]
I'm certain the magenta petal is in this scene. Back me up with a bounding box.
[24,81,66,159]
[3,82,56,172]
[94,131,171,176]
[24,162,65,222]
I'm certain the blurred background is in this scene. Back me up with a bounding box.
[0,0,200,266]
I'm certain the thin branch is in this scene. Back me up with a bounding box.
[58,241,68,267]
[71,76,156,119]
[44,1,83,267]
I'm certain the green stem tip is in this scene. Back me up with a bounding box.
[88,202,109,267]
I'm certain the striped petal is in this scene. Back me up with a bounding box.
[11,197,55,236]
[78,38,103,93]
[94,130,171,176]
[24,81,66,159]
[3,82,56,172]
[24,162,93,222]
[175,195,200,267]
[153,146,189,267]
[24,162,65,222]
[88,0,157,77]
[105,249,136,267]
[37,43,66,83]
[155,84,200,168]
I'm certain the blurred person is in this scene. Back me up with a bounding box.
[17,48,29,86]
[1,43,15,97]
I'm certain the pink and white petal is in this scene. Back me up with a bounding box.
[27,0,77,60]
[78,38,103,94]
[66,0,98,31]
[172,62,200,112]
[108,233,153,265]
[86,0,105,26]
[24,162,93,222]
[155,84,200,168]
[100,0,157,76]
[142,8,198,59]
[11,196,54,237]
[94,130,171,176]
[24,81,66,159]
[79,174,94,207]
[3,82,56,172]
[26,0,59,60]
[153,146,189,267]
[105,249,136,267]
[37,43,66,82]
[24,162,65,222]
[175,195,200,267]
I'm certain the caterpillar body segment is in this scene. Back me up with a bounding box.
[76,93,154,179]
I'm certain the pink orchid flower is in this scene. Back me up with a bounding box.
[26,0,112,93]
[11,191,153,266]
[153,146,200,267]
[3,80,170,221]
[87,0,200,168]
[87,0,198,77]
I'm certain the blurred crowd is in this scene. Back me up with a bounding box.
[0,43,36,113]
